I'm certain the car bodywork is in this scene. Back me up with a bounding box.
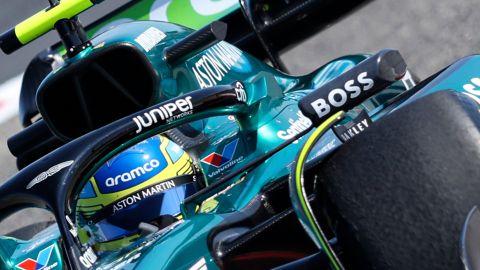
[0,19,399,269]
[2,1,480,270]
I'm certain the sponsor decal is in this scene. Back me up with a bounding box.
[207,156,243,178]
[79,247,98,268]
[16,244,58,270]
[201,139,244,178]
[89,176,194,223]
[133,96,193,134]
[277,111,312,140]
[234,81,247,102]
[192,42,243,89]
[333,110,372,142]
[95,139,168,194]
[463,77,480,96]
[112,180,176,213]
[463,77,480,104]
[105,159,161,187]
[134,27,166,52]
[310,72,374,119]
[189,257,208,270]
[27,160,74,189]
[201,139,238,168]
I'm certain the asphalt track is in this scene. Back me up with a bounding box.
[0,0,479,232]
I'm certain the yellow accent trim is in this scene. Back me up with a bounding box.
[15,0,93,44]
[295,111,344,270]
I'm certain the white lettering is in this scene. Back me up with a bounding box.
[277,111,313,140]
[133,96,194,133]
[212,45,234,68]
[196,59,213,87]
[357,124,364,132]
[311,98,331,119]
[176,99,189,112]
[135,27,166,52]
[361,119,369,128]
[328,88,348,107]
[121,173,132,182]
[113,180,177,214]
[344,79,361,98]
[207,51,227,74]
[193,68,208,89]
[138,113,153,127]
[44,262,58,270]
[464,77,480,96]
[207,156,244,178]
[203,55,222,81]
[358,72,374,91]
[164,103,177,116]
[192,42,243,88]
[339,118,371,141]
[105,159,161,187]
[309,72,375,119]
[141,181,176,199]
[234,81,247,102]
[79,247,98,268]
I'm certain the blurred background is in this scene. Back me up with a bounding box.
[0,0,478,229]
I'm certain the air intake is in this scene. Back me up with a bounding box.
[37,43,159,141]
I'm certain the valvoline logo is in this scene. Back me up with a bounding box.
[16,244,56,270]
[95,137,167,194]
[201,139,239,168]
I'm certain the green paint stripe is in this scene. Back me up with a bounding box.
[295,111,344,270]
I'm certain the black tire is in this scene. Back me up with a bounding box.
[316,90,480,269]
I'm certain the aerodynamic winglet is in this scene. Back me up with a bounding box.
[299,49,407,125]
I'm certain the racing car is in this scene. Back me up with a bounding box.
[0,0,479,269]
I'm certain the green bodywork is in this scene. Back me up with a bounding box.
[87,0,240,36]
[1,20,412,270]
[0,225,64,270]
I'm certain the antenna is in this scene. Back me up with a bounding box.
[55,17,91,57]
[48,0,58,7]
[50,0,90,57]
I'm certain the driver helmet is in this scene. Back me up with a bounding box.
[76,135,201,252]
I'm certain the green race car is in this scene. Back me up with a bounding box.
[1,1,480,270]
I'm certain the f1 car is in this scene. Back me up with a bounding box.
[0,0,480,269]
